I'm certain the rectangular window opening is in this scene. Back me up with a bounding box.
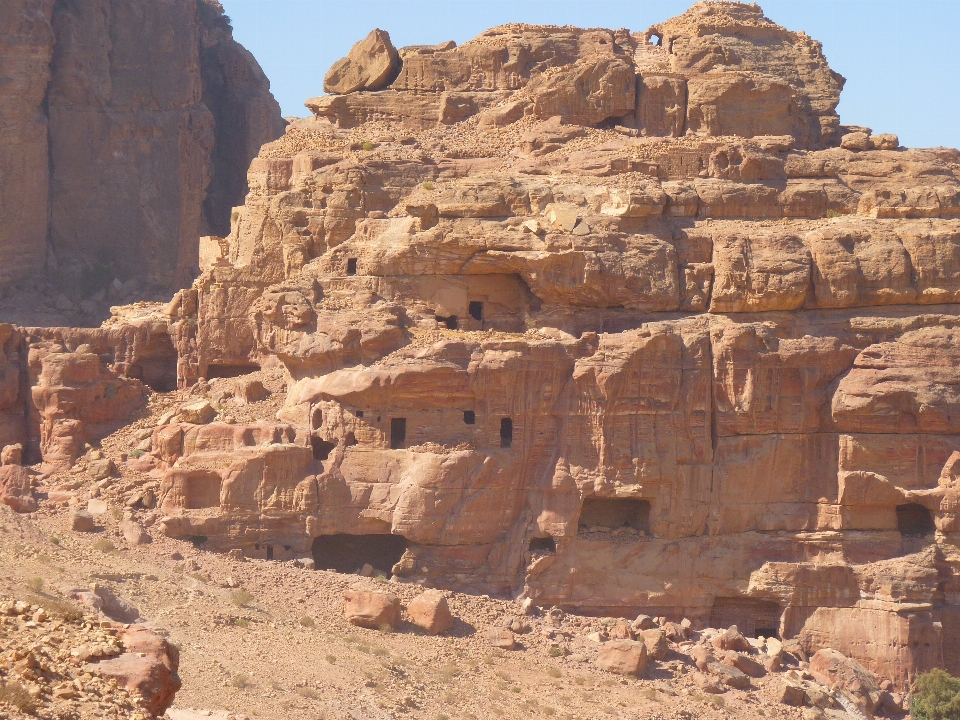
[390,418,406,449]
[500,417,513,448]
[463,410,476,425]
[469,301,484,321]
[346,258,358,275]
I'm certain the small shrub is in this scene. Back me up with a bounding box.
[422,181,436,190]
[640,686,659,702]
[25,576,44,593]
[230,674,249,689]
[826,208,842,219]
[547,667,562,678]
[93,539,116,553]
[130,449,145,459]
[511,686,522,694]
[44,599,84,622]
[0,681,36,713]
[50,535,61,545]
[913,668,960,720]
[437,715,450,720]
[298,615,315,628]
[439,663,459,681]
[229,589,254,607]
[378,623,393,634]
[296,686,320,700]
[548,647,563,657]
[326,654,337,664]
[361,141,375,151]
[233,617,249,629]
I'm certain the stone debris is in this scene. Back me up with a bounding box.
[0,593,179,718]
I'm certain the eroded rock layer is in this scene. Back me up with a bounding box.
[5,1,960,693]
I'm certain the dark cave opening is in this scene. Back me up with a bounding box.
[529,536,557,554]
[205,363,260,380]
[710,597,783,639]
[311,534,409,575]
[897,503,936,537]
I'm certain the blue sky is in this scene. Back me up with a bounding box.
[222,0,960,150]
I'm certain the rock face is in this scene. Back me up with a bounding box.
[7,0,960,695]
[0,0,285,292]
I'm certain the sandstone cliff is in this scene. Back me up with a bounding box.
[0,0,285,297]
[5,0,960,695]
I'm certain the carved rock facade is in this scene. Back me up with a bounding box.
[5,2,960,692]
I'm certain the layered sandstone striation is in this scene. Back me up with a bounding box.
[6,0,960,695]
[0,0,285,299]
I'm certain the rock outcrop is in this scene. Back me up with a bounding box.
[0,0,285,295]
[6,0,960,695]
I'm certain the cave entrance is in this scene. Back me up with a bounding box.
[469,301,483,322]
[436,315,458,330]
[529,536,556,554]
[311,437,336,461]
[500,417,513,448]
[205,363,260,380]
[346,258,358,275]
[897,503,936,537]
[390,418,406,449]
[127,358,178,392]
[578,497,651,534]
[311,534,408,575]
[710,597,783,638]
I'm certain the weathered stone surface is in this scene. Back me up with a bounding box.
[343,589,400,629]
[86,626,181,715]
[324,29,400,95]
[595,640,648,676]
[0,464,36,513]
[69,509,97,532]
[407,590,454,635]
[808,648,882,713]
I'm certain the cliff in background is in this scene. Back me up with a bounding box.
[0,0,285,301]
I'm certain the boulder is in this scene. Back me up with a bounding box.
[86,626,181,715]
[87,457,116,480]
[840,132,872,151]
[178,400,217,425]
[609,620,634,640]
[722,651,766,678]
[595,640,648,677]
[0,464,36,513]
[324,29,400,94]
[640,628,668,660]
[69,509,97,532]
[693,672,727,694]
[342,589,400,629]
[776,678,806,706]
[809,648,882,713]
[119,520,150,545]
[406,590,454,635]
[234,378,269,404]
[715,625,753,653]
[486,627,517,650]
[690,644,715,671]
[708,661,751,689]
[1,443,22,466]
